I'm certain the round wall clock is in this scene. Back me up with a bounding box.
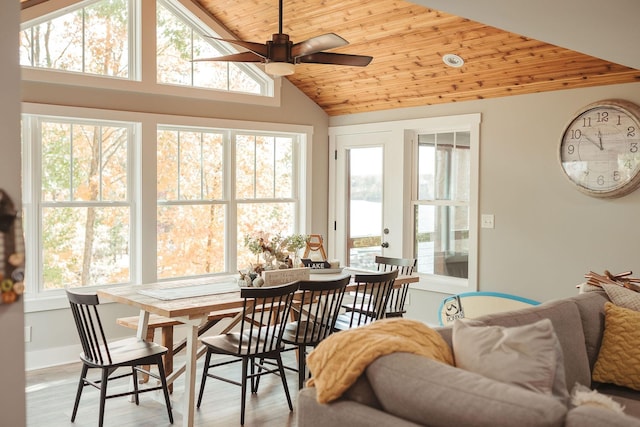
[559,99,640,198]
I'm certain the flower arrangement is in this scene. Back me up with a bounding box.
[244,232,308,266]
[240,232,308,286]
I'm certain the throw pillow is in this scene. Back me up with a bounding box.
[452,317,569,401]
[592,302,640,390]
[601,283,640,312]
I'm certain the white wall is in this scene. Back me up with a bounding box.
[331,82,640,325]
[0,1,26,426]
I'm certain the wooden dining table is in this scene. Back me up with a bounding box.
[97,269,418,427]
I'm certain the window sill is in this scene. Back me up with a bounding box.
[411,273,474,295]
[24,288,119,313]
[21,68,281,108]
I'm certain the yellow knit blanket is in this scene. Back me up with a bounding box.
[306,318,453,403]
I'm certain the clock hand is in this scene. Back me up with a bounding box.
[597,130,603,150]
[583,133,603,151]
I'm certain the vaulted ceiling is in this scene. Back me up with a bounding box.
[21,0,640,116]
[194,0,640,116]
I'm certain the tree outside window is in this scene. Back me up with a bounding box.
[25,117,134,290]
[157,127,225,278]
[20,0,130,78]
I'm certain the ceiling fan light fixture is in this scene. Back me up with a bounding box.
[265,61,296,76]
[443,53,464,68]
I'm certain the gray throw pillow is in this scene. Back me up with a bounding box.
[452,317,569,402]
[601,283,640,311]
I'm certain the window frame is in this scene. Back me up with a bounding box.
[328,113,480,295]
[410,115,480,294]
[35,116,137,291]
[22,103,313,313]
[20,0,139,80]
[414,131,471,278]
[155,0,272,95]
[20,0,281,107]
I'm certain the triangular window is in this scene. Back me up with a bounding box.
[157,0,270,95]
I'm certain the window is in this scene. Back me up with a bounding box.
[235,133,298,270]
[156,126,226,278]
[22,114,136,291]
[155,127,300,280]
[23,106,309,310]
[20,0,275,100]
[415,132,470,279]
[20,0,133,79]
[19,0,305,312]
[329,114,479,293]
[156,0,270,95]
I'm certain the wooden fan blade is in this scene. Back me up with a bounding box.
[291,33,348,58]
[297,52,373,67]
[193,51,264,63]
[204,36,268,58]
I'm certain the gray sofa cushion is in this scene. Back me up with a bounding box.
[597,383,640,418]
[342,375,382,410]
[297,387,422,427]
[366,353,567,427]
[473,296,591,390]
[572,290,608,371]
[565,405,640,427]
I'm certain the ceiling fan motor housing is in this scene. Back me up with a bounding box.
[268,33,294,63]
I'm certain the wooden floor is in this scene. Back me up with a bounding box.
[26,352,300,427]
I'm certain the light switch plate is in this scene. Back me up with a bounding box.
[481,214,495,229]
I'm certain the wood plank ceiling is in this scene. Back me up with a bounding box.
[195,0,640,116]
[21,0,640,116]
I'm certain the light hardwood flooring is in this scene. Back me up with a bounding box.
[26,352,300,427]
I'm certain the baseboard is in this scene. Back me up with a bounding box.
[26,343,81,371]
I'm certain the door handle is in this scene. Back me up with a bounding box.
[381,242,389,248]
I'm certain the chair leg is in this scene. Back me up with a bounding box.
[241,357,249,425]
[276,354,293,411]
[98,369,109,427]
[156,356,174,424]
[162,326,174,394]
[71,363,88,422]
[297,345,306,390]
[196,350,212,408]
[132,366,140,405]
[251,357,259,393]
[140,328,155,384]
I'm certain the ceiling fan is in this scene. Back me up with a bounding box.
[194,0,373,77]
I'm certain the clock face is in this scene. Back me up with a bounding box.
[560,100,640,198]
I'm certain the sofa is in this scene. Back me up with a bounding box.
[297,289,640,427]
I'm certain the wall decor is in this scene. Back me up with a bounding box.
[0,189,24,305]
[559,99,640,198]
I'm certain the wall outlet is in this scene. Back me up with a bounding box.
[24,326,32,343]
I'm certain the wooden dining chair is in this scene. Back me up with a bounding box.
[196,281,299,425]
[66,289,173,427]
[334,269,399,331]
[281,275,351,389]
[375,256,417,317]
